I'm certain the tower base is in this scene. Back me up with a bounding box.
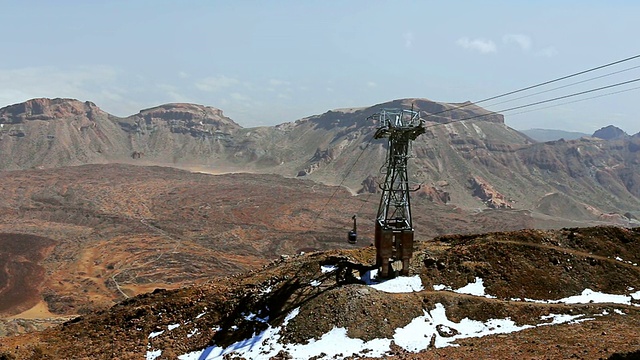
[374,222,414,278]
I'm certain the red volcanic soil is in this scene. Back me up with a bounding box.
[0,234,56,315]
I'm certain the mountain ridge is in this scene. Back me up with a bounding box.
[1,97,639,222]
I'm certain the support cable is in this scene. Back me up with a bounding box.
[421,53,640,120]
[506,84,640,118]
[484,64,640,108]
[309,132,377,227]
[434,77,640,126]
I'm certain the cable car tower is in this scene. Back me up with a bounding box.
[371,108,425,278]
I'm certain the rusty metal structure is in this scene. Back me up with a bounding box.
[371,108,425,278]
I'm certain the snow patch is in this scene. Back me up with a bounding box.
[310,279,321,287]
[539,313,585,326]
[243,312,269,323]
[146,349,162,360]
[554,289,632,305]
[179,307,301,360]
[361,269,423,293]
[438,278,638,306]
[321,265,337,273]
[434,277,495,298]
[148,330,164,338]
[187,328,199,338]
[453,277,495,298]
[168,323,180,331]
[394,303,534,350]
[176,302,596,359]
[196,311,206,319]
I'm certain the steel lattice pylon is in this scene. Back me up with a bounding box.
[371,108,425,277]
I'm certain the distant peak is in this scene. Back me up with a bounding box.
[0,97,103,122]
[139,102,223,114]
[132,102,241,130]
[592,125,628,140]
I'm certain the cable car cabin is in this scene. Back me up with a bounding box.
[347,215,357,244]
[348,229,357,244]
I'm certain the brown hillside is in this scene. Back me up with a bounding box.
[2,97,639,223]
[0,226,638,359]
[0,162,606,337]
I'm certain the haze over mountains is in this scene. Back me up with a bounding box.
[1,97,639,224]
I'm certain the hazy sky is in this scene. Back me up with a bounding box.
[1,1,639,134]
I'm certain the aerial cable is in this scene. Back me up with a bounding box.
[484,64,640,108]
[424,77,640,128]
[506,84,640,118]
[420,53,640,120]
[309,132,377,227]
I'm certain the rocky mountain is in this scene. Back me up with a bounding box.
[2,97,640,223]
[592,125,629,140]
[519,128,589,142]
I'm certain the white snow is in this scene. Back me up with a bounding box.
[148,330,164,338]
[434,277,495,298]
[187,328,199,338]
[614,309,626,315]
[196,311,206,319]
[437,278,637,305]
[146,349,162,360]
[310,280,321,287]
[539,313,585,326]
[179,308,301,360]
[170,277,639,359]
[512,289,638,306]
[615,256,624,261]
[321,265,337,273]
[243,312,269,323]
[393,303,533,350]
[168,323,180,331]
[361,269,424,293]
[260,286,273,294]
[453,277,495,298]
[177,302,596,359]
[553,289,632,305]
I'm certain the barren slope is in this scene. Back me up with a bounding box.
[0,226,638,359]
[0,162,610,337]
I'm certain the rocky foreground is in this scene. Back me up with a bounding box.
[1,226,639,359]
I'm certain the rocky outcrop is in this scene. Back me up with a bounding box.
[120,103,241,138]
[416,184,451,204]
[593,125,628,140]
[469,176,511,209]
[0,98,126,170]
[0,98,105,123]
[357,175,378,194]
[297,148,336,176]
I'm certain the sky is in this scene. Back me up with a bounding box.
[1,1,639,134]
